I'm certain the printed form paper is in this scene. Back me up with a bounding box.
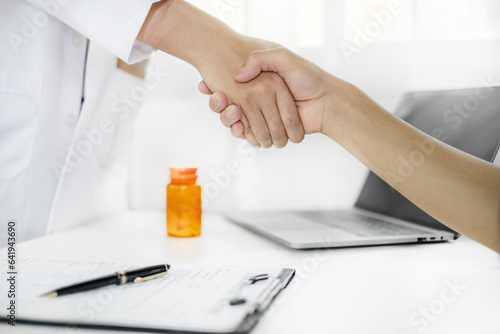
[0,258,287,333]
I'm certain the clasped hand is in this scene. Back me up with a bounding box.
[199,47,338,146]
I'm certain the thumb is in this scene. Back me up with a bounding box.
[234,47,291,83]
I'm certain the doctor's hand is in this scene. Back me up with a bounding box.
[196,40,305,148]
[200,47,350,138]
[139,1,304,147]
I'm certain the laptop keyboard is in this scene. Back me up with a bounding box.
[299,211,431,237]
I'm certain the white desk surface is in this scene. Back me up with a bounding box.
[2,211,499,334]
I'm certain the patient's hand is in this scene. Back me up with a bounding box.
[200,47,341,139]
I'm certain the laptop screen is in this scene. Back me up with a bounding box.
[354,86,500,234]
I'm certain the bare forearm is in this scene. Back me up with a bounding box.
[324,81,500,252]
[138,0,275,82]
[211,46,500,251]
[139,1,235,71]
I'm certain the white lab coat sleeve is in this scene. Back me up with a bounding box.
[26,0,161,64]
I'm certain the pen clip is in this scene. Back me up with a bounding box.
[133,271,168,283]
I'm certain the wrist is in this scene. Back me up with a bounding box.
[197,35,280,82]
[196,35,280,97]
[139,0,248,72]
[195,32,251,75]
[322,78,360,141]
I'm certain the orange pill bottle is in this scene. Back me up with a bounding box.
[166,167,202,237]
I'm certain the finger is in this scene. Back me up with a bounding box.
[242,105,273,148]
[220,105,242,128]
[234,47,293,83]
[261,94,288,148]
[217,104,245,139]
[230,122,245,139]
[276,83,304,143]
[239,111,260,147]
[198,80,213,95]
[209,92,228,113]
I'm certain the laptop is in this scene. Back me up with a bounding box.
[225,86,500,249]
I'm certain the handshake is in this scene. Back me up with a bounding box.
[140,0,500,253]
[197,46,354,148]
[194,45,500,255]
[140,1,352,148]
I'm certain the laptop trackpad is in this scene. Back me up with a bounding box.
[245,214,359,241]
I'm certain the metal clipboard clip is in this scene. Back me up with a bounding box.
[229,274,270,306]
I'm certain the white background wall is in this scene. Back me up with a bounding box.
[129,0,500,213]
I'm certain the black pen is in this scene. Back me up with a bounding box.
[40,264,170,297]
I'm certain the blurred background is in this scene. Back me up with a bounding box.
[129,0,500,214]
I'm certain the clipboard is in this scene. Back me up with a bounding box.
[1,258,295,333]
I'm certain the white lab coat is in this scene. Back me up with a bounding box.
[0,0,160,246]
